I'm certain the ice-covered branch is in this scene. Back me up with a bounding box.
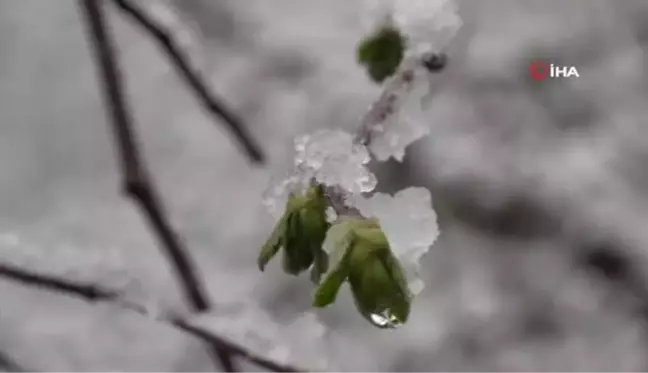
[108,0,265,164]
[0,262,304,372]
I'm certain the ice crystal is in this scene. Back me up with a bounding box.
[294,130,377,194]
[263,130,377,216]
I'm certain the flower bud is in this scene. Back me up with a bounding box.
[258,185,330,283]
[357,24,406,83]
[313,219,411,328]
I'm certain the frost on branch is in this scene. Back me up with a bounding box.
[263,129,377,216]
[363,0,463,56]
[349,187,439,295]
[366,66,436,162]
[189,304,331,370]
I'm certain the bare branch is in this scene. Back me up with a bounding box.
[109,0,265,164]
[0,263,118,301]
[0,264,303,372]
[78,0,235,370]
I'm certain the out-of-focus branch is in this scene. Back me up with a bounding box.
[109,0,265,164]
[78,0,235,370]
[0,263,118,301]
[0,264,302,372]
[0,350,27,372]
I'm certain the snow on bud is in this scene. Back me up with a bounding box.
[349,187,439,295]
[293,130,377,194]
[262,130,376,217]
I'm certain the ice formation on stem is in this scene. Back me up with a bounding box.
[262,129,377,217]
[363,64,437,162]
[357,0,462,161]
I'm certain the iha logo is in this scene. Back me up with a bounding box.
[528,61,580,81]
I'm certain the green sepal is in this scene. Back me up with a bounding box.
[312,235,356,307]
[258,213,288,271]
[282,210,314,275]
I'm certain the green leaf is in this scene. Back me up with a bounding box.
[313,242,354,308]
[357,25,406,83]
[257,213,287,271]
[281,212,305,275]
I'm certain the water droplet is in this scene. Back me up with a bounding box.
[367,309,403,329]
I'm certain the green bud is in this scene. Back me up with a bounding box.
[312,218,412,328]
[258,185,331,282]
[357,25,406,83]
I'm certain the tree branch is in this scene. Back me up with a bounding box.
[78,0,235,370]
[108,0,265,164]
[0,263,118,301]
[0,264,302,372]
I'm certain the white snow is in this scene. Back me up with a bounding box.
[294,129,377,194]
[263,130,377,216]
[188,304,330,370]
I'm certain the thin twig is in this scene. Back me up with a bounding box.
[78,0,235,370]
[0,264,302,372]
[109,0,265,164]
[0,263,118,301]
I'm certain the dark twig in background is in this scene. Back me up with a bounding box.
[0,350,27,372]
[0,263,301,372]
[109,0,265,164]
[0,263,118,301]
[79,0,237,370]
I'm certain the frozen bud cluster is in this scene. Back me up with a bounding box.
[363,0,463,56]
[349,187,439,294]
[263,130,377,216]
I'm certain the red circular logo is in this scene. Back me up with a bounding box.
[529,61,550,81]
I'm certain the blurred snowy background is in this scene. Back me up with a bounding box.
[1,0,648,371]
